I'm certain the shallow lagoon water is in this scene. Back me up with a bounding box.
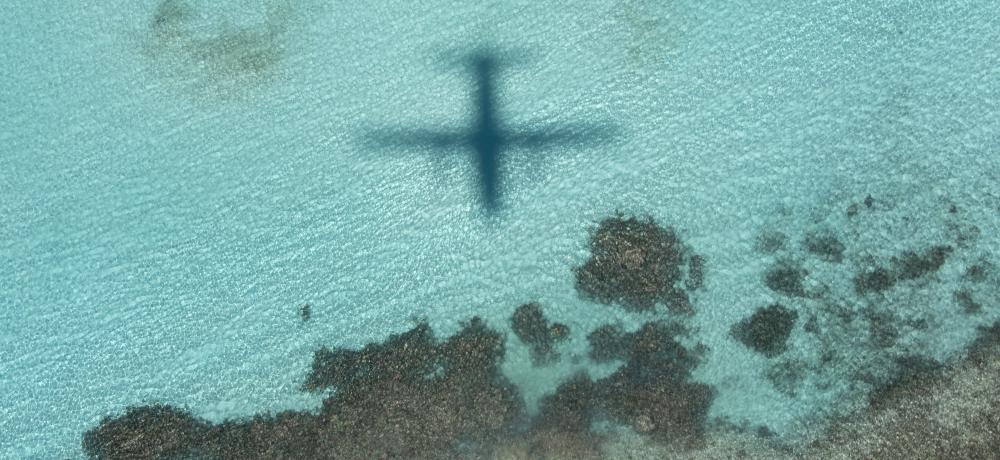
[1,1,998,458]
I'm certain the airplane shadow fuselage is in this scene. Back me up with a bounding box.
[470,55,502,210]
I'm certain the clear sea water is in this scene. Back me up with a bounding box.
[1,1,997,458]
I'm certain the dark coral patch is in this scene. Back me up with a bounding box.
[302,322,439,391]
[535,373,598,433]
[854,246,953,295]
[510,303,570,366]
[892,246,952,281]
[755,231,787,253]
[803,232,845,263]
[686,255,706,290]
[855,266,895,294]
[574,215,690,312]
[964,261,991,282]
[731,304,799,357]
[764,263,808,297]
[954,290,981,314]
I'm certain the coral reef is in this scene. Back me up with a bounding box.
[84,318,522,459]
[594,322,714,445]
[586,323,629,363]
[574,214,699,313]
[576,322,715,445]
[84,315,719,459]
[81,193,997,458]
[510,303,570,366]
[751,189,998,437]
[82,405,210,460]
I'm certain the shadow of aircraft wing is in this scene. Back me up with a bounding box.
[506,124,619,150]
[363,129,467,153]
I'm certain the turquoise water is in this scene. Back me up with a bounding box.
[2,1,998,457]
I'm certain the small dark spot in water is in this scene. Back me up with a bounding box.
[866,308,898,348]
[803,232,845,263]
[855,266,894,294]
[864,195,874,208]
[766,359,807,396]
[955,290,981,314]
[949,204,958,213]
[803,315,819,334]
[755,231,787,253]
[892,245,951,281]
[847,203,860,218]
[965,262,991,282]
[300,304,311,322]
[755,425,776,438]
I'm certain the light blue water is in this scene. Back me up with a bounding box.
[2,1,998,457]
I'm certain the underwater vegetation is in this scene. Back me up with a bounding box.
[583,322,713,444]
[574,214,702,313]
